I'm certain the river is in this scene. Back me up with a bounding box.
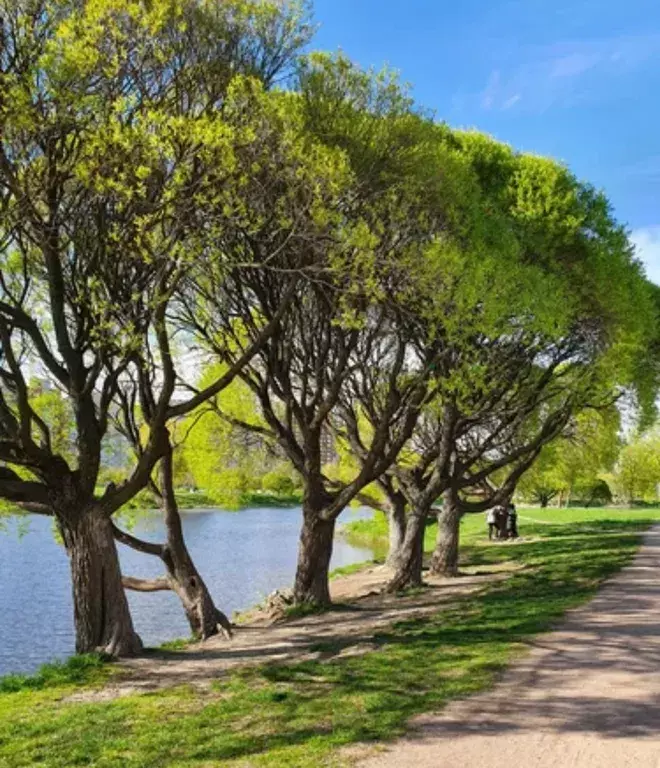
[0,506,375,677]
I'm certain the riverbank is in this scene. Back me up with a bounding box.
[0,506,373,676]
[1,508,656,767]
[120,488,303,511]
[0,489,303,519]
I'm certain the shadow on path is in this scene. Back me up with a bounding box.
[359,525,660,768]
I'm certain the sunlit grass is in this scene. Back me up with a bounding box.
[0,507,655,767]
[0,653,112,694]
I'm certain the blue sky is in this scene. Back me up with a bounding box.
[312,0,660,282]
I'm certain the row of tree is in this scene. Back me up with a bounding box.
[1,0,657,657]
[515,413,660,508]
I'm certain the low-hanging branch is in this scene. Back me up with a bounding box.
[122,576,172,593]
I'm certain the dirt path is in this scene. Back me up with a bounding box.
[358,525,660,768]
[81,562,517,702]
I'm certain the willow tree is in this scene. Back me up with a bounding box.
[424,134,657,577]
[178,56,485,605]
[341,131,655,587]
[0,0,313,654]
[103,61,348,638]
[345,340,578,588]
[515,408,620,507]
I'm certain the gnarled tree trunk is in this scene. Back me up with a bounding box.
[161,444,232,638]
[162,538,232,639]
[293,500,336,605]
[117,441,232,640]
[62,508,142,657]
[119,529,233,640]
[386,511,425,592]
[429,487,461,577]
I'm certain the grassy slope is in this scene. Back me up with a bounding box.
[1,508,657,767]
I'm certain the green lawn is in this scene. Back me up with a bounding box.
[1,507,657,767]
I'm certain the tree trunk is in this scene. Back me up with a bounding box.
[62,509,142,657]
[160,442,232,639]
[429,488,461,577]
[293,504,336,605]
[540,496,549,508]
[386,495,407,568]
[118,440,233,641]
[162,542,232,639]
[386,512,425,592]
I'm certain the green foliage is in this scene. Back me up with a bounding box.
[178,367,264,505]
[329,560,380,579]
[572,478,613,507]
[0,0,318,504]
[260,471,298,497]
[158,638,193,652]
[176,363,305,508]
[609,430,660,503]
[517,409,621,506]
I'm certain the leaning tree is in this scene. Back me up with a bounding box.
[342,131,656,588]
[107,72,352,636]
[0,0,314,654]
[179,55,497,606]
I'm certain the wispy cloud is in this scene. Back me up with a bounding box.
[501,93,522,110]
[622,155,660,181]
[632,227,660,286]
[472,32,660,113]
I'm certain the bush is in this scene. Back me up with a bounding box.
[571,479,613,507]
[261,470,296,496]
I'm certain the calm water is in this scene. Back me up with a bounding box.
[0,507,374,676]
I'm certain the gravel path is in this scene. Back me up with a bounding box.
[359,525,660,768]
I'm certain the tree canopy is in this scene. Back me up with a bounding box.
[1,0,658,655]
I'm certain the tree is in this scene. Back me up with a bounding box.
[610,431,660,504]
[516,409,620,507]
[348,331,580,587]
[0,0,313,654]
[422,135,657,576]
[178,365,279,507]
[343,129,656,587]
[181,55,481,605]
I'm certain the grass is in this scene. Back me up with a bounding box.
[343,504,660,559]
[281,601,329,620]
[0,654,112,694]
[329,560,381,579]
[0,507,657,767]
[157,638,194,652]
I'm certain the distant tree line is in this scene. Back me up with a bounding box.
[0,0,658,656]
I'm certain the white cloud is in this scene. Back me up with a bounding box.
[549,52,601,79]
[631,227,660,286]
[469,32,660,114]
[480,70,501,110]
[502,93,522,110]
